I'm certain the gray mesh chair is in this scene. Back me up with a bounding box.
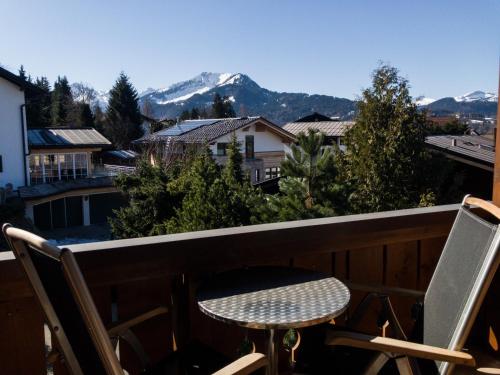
[326,196,500,375]
[3,224,267,375]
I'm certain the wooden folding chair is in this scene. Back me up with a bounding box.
[3,224,267,375]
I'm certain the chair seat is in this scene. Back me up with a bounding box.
[142,341,232,375]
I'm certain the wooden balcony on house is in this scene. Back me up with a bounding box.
[1,203,499,374]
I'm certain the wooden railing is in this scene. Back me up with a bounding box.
[1,203,497,374]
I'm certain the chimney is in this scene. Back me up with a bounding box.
[451,138,456,147]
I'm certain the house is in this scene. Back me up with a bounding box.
[19,127,128,229]
[0,66,30,191]
[135,116,296,183]
[283,112,353,150]
[425,134,494,198]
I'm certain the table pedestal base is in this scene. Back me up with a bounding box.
[266,329,279,375]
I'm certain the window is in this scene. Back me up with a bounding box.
[29,153,89,185]
[43,154,58,183]
[216,143,228,156]
[245,135,254,159]
[255,168,260,182]
[265,167,280,180]
[59,154,74,180]
[74,153,88,179]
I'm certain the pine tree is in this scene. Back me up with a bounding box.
[257,129,339,221]
[75,103,95,127]
[211,93,236,118]
[179,110,191,121]
[342,64,430,213]
[51,76,74,126]
[25,76,52,128]
[93,105,106,133]
[104,72,143,149]
[18,65,28,82]
[190,107,200,119]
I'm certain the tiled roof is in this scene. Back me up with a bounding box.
[282,121,354,137]
[135,117,295,145]
[425,135,494,166]
[28,128,111,148]
[177,117,259,143]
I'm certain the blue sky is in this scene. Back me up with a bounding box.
[1,0,499,99]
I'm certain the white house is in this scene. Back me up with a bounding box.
[135,117,297,183]
[0,67,29,190]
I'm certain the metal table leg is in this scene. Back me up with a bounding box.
[267,329,279,375]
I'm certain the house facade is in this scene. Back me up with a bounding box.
[283,112,354,151]
[0,67,29,191]
[20,128,127,229]
[135,117,296,183]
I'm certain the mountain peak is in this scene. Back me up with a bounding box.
[454,90,497,103]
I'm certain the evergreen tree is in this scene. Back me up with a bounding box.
[257,130,340,221]
[18,65,28,82]
[165,144,262,233]
[75,103,95,127]
[190,107,200,119]
[212,93,236,118]
[51,76,74,125]
[179,110,191,121]
[109,160,180,239]
[104,72,143,148]
[93,105,106,134]
[341,64,431,213]
[26,76,52,128]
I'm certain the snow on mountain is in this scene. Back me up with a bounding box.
[454,90,497,103]
[141,72,242,105]
[415,96,436,106]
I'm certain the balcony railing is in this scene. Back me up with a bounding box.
[0,203,498,374]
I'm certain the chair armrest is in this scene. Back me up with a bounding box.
[107,306,168,337]
[477,369,500,374]
[325,331,476,367]
[345,282,425,298]
[212,353,268,375]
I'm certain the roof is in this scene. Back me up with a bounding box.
[295,112,333,122]
[0,66,26,88]
[177,117,295,143]
[283,121,354,137]
[19,176,114,200]
[103,150,139,160]
[425,135,494,168]
[135,117,296,145]
[28,128,112,149]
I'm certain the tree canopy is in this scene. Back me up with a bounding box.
[104,72,144,148]
[341,64,432,212]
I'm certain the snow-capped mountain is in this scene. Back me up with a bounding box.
[134,72,355,124]
[415,96,436,106]
[140,72,242,105]
[454,90,497,103]
[94,73,497,123]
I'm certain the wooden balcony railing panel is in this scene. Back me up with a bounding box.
[1,203,475,374]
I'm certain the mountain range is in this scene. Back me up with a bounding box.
[96,73,497,124]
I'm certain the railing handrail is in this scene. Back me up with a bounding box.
[0,203,459,264]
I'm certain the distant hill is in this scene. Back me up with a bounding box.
[95,73,497,124]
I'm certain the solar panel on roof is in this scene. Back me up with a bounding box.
[155,119,220,136]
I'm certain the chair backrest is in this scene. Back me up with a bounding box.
[2,224,124,375]
[423,197,500,374]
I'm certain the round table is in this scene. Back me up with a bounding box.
[197,267,350,375]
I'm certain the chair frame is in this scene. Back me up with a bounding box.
[327,196,500,375]
[3,224,267,375]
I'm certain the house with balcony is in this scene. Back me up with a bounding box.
[135,116,296,183]
[20,127,128,229]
